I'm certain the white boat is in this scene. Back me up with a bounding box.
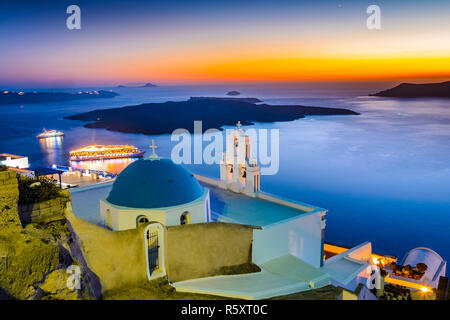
[37,129,64,139]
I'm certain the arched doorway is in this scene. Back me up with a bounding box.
[144,223,166,280]
[180,211,191,225]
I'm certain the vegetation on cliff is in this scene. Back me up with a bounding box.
[17,176,61,205]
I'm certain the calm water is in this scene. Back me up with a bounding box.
[0,83,449,264]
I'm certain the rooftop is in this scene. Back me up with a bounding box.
[106,158,204,209]
[29,167,64,176]
[0,153,26,160]
[322,242,372,287]
[202,181,322,228]
[71,181,113,225]
[70,173,324,228]
[173,254,330,299]
[173,270,310,300]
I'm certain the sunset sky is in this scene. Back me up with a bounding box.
[1,0,449,87]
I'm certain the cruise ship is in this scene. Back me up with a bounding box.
[36,129,64,139]
[69,145,145,161]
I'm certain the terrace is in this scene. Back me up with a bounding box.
[198,179,323,228]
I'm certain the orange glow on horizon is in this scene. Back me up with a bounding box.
[192,56,450,82]
[9,49,450,85]
[59,55,450,85]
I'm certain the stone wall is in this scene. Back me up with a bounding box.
[67,206,258,296]
[0,170,21,230]
[18,190,71,225]
[66,207,148,297]
[165,222,256,282]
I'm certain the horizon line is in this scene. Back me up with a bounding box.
[1,76,449,90]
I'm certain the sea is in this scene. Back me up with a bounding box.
[0,82,449,264]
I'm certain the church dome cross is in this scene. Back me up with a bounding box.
[149,139,158,159]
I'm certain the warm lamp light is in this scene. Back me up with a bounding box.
[420,287,430,293]
[372,258,379,264]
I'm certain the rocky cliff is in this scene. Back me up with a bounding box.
[0,170,88,300]
[0,170,21,230]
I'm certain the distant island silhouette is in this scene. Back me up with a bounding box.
[0,90,119,104]
[370,81,450,98]
[117,82,157,88]
[190,97,262,103]
[226,91,241,96]
[65,97,359,135]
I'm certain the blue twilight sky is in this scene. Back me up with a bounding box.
[0,0,449,87]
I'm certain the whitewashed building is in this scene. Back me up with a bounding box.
[0,153,29,169]
[71,124,375,299]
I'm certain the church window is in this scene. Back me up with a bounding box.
[137,215,150,227]
[180,211,191,225]
[105,209,112,229]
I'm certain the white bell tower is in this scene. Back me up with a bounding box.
[220,121,260,196]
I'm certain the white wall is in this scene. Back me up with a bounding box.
[100,190,209,231]
[100,200,166,230]
[252,212,323,268]
[0,156,29,169]
[165,193,208,226]
[118,209,167,230]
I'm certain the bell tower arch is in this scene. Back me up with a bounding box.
[220,121,260,196]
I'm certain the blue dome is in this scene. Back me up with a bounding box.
[106,158,204,208]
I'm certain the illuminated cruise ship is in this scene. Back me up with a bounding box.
[69,145,145,161]
[36,129,64,139]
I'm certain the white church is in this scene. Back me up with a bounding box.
[99,147,211,231]
[71,123,375,299]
